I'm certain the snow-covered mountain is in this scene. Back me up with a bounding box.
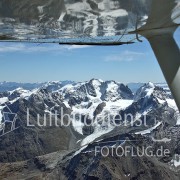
[0,80,179,143]
[0,79,133,135]
[127,82,171,95]
[0,81,74,92]
[0,79,180,179]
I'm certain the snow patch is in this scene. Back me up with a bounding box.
[91,79,102,99]
[37,6,44,14]
[81,125,114,146]
[167,99,178,110]
[166,99,180,125]
[103,100,133,115]
[157,98,166,104]
[73,145,88,157]
[106,81,119,101]
[71,117,84,135]
[135,122,162,135]
[170,154,180,167]
[145,82,155,97]
[0,97,8,105]
[63,101,70,108]
[0,106,4,125]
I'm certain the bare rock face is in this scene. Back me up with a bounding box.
[93,102,106,118]
[1,133,179,180]
[0,89,77,163]
[57,151,178,180]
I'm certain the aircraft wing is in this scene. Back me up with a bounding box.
[0,0,151,43]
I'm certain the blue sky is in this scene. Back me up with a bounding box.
[0,28,179,83]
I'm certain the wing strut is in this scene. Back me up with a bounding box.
[142,27,180,111]
[134,0,180,112]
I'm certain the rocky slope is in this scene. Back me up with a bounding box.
[0,79,179,179]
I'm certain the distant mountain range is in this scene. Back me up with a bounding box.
[0,79,179,179]
[0,81,74,92]
[0,81,170,93]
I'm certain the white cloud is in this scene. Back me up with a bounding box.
[105,50,145,62]
[0,43,90,53]
[65,45,90,50]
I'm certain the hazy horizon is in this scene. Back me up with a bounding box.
[0,79,167,84]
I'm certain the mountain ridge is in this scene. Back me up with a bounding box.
[0,79,180,179]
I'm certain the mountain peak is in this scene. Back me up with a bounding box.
[89,78,104,83]
[146,82,155,88]
[134,82,155,101]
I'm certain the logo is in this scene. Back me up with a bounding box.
[0,103,20,137]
